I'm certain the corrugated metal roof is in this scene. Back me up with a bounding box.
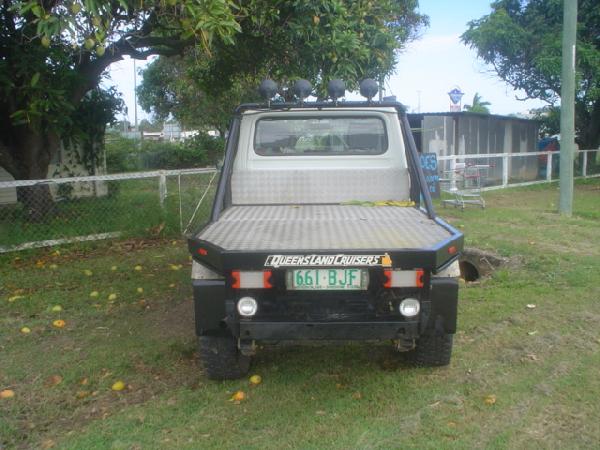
[408,111,539,123]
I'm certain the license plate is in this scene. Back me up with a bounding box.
[287,269,368,290]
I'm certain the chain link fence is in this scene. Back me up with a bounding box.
[2,149,599,253]
[0,168,218,252]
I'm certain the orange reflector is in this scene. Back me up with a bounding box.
[448,246,457,255]
[383,270,392,288]
[231,270,241,289]
[263,270,273,289]
[197,248,208,256]
[416,269,424,288]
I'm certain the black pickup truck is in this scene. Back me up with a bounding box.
[188,80,463,379]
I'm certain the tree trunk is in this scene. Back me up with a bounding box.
[16,184,55,223]
[6,127,61,222]
[575,100,600,175]
[583,100,600,150]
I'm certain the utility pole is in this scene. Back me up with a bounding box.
[559,0,577,216]
[133,59,138,131]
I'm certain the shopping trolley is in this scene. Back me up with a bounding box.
[440,162,489,209]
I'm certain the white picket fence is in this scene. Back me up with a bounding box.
[437,149,600,190]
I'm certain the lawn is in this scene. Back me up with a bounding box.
[1,179,599,449]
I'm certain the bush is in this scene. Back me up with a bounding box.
[104,132,224,173]
[105,133,137,173]
[181,133,225,166]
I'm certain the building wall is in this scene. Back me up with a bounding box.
[412,113,540,185]
[0,142,107,205]
[0,167,18,204]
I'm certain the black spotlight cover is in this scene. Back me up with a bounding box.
[327,79,346,100]
[294,79,312,99]
[359,78,379,100]
[258,79,278,100]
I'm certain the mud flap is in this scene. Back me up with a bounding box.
[429,277,459,334]
[193,280,228,335]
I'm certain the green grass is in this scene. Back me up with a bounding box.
[1,179,600,449]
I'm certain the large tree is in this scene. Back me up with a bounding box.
[138,0,429,132]
[0,0,241,219]
[462,0,600,149]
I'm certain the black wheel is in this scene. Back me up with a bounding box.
[406,332,453,367]
[198,335,251,380]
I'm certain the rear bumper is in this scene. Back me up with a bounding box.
[192,277,458,340]
[236,320,419,341]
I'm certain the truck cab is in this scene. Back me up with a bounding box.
[188,83,463,379]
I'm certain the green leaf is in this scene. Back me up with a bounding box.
[31,5,42,18]
[30,73,40,87]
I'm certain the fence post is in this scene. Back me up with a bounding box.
[582,151,588,178]
[502,154,509,187]
[546,153,553,182]
[449,156,457,191]
[159,173,167,209]
[178,173,183,233]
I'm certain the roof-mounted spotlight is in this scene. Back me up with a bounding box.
[359,78,379,102]
[258,79,278,105]
[327,79,345,103]
[293,79,312,104]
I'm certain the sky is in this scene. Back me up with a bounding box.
[384,0,547,115]
[104,0,548,124]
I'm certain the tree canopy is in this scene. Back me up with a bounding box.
[0,0,248,220]
[461,0,600,148]
[138,0,429,132]
[0,0,242,182]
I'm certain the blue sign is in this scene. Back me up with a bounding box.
[448,87,464,105]
[420,153,440,198]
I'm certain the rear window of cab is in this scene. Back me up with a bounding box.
[254,116,388,156]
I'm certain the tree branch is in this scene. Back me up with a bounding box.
[127,35,193,50]
[72,34,195,104]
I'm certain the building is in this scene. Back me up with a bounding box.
[141,122,203,141]
[408,112,540,185]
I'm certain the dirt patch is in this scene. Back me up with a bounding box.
[148,298,195,340]
[460,247,515,281]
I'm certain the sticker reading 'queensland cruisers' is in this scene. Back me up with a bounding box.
[265,253,392,268]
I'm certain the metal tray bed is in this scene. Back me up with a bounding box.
[197,205,453,251]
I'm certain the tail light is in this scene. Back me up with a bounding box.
[383,269,425,288]
[231,270,273,289]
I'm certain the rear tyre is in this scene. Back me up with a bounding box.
[198,335,251,380]
[406,332,453,367]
